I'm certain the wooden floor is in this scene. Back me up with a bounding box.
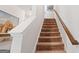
[36,19,65,53]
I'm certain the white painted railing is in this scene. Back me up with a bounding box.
[9,6,44,53]
[9,15,44,53]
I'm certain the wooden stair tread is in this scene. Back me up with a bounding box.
[40,32,60,36]
[42,28,58,30]
[39,36,61,38]
[40,32,60,34]
[36,43,64,51]
[39,36,62,42]
[38,38,62,42]
[42,26,58,28]
[41,28,59,32]
[36,50,65,53]
[43,24,57,26]
[37,44,64,48]
[41,28,59,31]
[43,23,57,25]
[43,22,56,24]
[37,42,64,45]
[40,32,60,33]
[44,22,56,23]
[43,25,57,26]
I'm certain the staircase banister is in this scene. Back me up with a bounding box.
[53,9,79,45]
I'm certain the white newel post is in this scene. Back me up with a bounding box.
[10,33,23,53]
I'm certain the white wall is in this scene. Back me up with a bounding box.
[54,5,79,42]
[9,6,44,53]
[17,5,36,22]
[54,5,79,52]
[0,10,19,26]
[0,5,25,24]
[21,6,44,53]
[53,10,74,53]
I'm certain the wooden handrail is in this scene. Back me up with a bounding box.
[53,9,79,45]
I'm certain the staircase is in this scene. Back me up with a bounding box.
[0,33,11,53]
[36,19,65,53]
